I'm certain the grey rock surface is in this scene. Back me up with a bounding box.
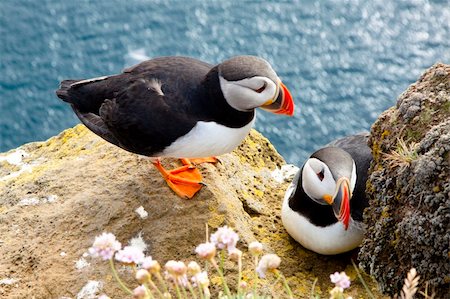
[359,63,450,298]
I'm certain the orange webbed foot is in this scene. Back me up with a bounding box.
[152,160,204,199]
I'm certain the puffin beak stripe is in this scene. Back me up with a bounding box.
[261,81,295,116]
[263,98,275,106]
[331,178,351,230]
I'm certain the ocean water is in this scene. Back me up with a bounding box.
[1,0,449,165]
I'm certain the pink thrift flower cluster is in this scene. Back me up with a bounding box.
[88,232,122,260]
[132,285,147,299]
[115,246,145,264]
[330,271,351,289]
[210,226,239,251]
[191,270,210,288]
[195,242,216,260]
[165,260,188,287]
[248,241,263,256]
[256,254,281,278]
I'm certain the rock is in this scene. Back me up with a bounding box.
[359,63,450,297]
[0,125,383,298]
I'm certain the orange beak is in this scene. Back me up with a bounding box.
[261,81,295,116]
[331,178,351,230]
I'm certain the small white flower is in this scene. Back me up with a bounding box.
[165,260,187,275]
[165,260,188,287]
[191,271,210,288]
[133,285,147,299]
[248,241,263,256]
[140,256,153,269]
[98,295,111,299]
[330,271,351,289]
[329,286,344,298]
[256,254,281,278]
[228,248,242,261]
[88,232,122,260]
[136,269,151,283]
[195,242,216,260]
[187,261,202,275]
[142,258,161,274]
[115,246,145,264]
[210,226,239,251]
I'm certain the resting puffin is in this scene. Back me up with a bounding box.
[281,133,372,255]
[56,55,295,199]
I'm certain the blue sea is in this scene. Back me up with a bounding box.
[1,0,449,165]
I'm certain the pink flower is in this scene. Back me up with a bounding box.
[142,257,161,274]
[132,285,147,299]
[98,295,111,299]
[191,271,209,288]
[187,261,202,275]
[195,242,216,260]
[88,232,122,260]
[140,256,153,268]
[256,254,281,278]
[136,269,151,283]
[228,248,242,261]
[210,226,239,251]
[330,271,351,289]
[248,241,263,256]
[165,260,188,287]
[115,246,145,264]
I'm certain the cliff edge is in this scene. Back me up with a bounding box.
[0,126,381,298]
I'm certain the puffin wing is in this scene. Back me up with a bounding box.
[326,132,371,172]
[73,108,122,147]
[98,78,196,156]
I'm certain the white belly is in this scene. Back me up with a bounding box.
[159,117,255,158]
[281,183,365,255]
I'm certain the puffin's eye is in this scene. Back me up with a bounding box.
[254,82,267,93]
[317,170,324,181]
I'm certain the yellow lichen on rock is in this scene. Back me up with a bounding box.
[0,125,383,298]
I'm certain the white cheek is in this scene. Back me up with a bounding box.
[219,76,276,111]
[302,159,336,201]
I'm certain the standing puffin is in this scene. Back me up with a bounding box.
[56,56,295,199]
[281,133,372,255]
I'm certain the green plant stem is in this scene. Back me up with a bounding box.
[195,281,205,299]
[180,281,189,299]
[237,255,242,297]
[174,281,183,299]
[274,270,294,299]
[253,255,259,298]
[109,258,133,295]
[148,278,165,299]
[155,272,169,295]
[186,281,198,299]
[310,278,318,299]
[212,255,232,298]
[144,283,155,299]
[351,260,376,299]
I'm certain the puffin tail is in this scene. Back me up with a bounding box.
[56,80,81,102]
[56,75,115,113]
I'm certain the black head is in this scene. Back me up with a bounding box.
[300,147,356,229]
[218,55,279,83]
[214,56,295,115]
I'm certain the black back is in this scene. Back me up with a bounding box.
[56,56,254,156]
[288,133,372,226]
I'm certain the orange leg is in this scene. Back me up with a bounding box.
[152,159,204,199]
[186,157,219,165]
